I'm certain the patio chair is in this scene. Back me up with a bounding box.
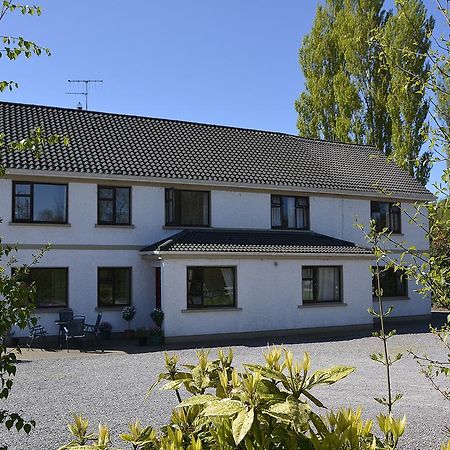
[58,308,73,322]
[63,318,86,352]
[26,320,47,348]
[84,312,103,352]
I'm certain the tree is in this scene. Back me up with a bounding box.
[295,0,434,185]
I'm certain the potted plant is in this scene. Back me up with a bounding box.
[148,327,163,346]
[122,305,136,339]
[149,308,164,345]
[136,327,148,346]
[99,322,112,340]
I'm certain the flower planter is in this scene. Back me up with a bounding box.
[148,335,163,346]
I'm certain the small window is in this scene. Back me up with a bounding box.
[12,182,68,223]
[371,202,401,233]
[98,267,132,307]
[98,186,131,225]
[372,267,407,298]
[271,195,309,230]
[187,267,235,308]
[302,266,342,303]
[165,189,210,227]
[15,268,68,308]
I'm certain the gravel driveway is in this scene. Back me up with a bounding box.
[1,325,449,450]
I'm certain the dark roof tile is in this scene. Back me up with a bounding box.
[141,229,372,255]
[0,102,432,199]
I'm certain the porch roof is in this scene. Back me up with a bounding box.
[140,229,372,255]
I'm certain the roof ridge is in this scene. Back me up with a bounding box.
[0,100,379,149]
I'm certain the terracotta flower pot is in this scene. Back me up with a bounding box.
[124,329,135,339]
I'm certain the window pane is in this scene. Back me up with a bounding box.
[187,268,203,306]
[180,191,208,225]
[203,268,234,306]
[302,279,314,302]
[33,184,67,222]
[316,267,340,302]
[377,268,407,297]
[15,183,30,195]
[15,196,31,220]
[99,187,113,199]
[115,188,130,224]
[99,199,113,223]
[114,269,131,305]
[98,269,114,305]
[31,268,67,307]
[283,196,296,228]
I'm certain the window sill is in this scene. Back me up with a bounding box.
[9,222,71,227]
[271,227,310,232]
[34,307,69,313]
[95,224,135,229]
[181,307,242,313]
[298,302,347,309]
[95,306,130,311]
[163,225,211,230]
[372,296,410,301]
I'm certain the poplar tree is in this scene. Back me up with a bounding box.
[296,0,434,185]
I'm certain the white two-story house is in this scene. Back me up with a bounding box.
[0,102,433,341]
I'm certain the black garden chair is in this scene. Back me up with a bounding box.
[26,320,47,348]
[63,317,86,353]
[84,312,103,352]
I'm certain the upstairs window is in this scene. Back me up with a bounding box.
[371,202,401,233]
[372,267,408,298]
[302,266,342,304]
[271,195,309,230]
[98,186,131,225]
[165,189,210,227]
[13,182,68,223]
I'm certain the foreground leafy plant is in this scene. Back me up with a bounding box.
[58,347,407,449]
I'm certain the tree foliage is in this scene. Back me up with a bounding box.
[295,0,434,184]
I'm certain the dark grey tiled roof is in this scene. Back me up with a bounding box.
[141,229,372,255]
[0,102,433,199]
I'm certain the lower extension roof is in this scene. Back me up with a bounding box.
[140,229,373,256]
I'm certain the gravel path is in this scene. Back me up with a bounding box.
[1,330,449,450]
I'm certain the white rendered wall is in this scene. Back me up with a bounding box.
[160,256,374,338]
[211,190,271,229]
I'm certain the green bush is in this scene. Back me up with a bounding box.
[58,346,411,450]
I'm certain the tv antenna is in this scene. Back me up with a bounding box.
[66,79,103,110]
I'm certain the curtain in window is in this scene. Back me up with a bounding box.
[284,196,296,228]
[271,196,281,227]
[202,192,209,225]
[316,267,339,302]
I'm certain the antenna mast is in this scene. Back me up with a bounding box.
[66,79,103,110]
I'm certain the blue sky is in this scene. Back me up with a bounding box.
[1,0,446,188]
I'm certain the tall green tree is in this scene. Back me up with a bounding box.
[295,0,433,185]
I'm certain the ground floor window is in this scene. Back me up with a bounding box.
[16,267,68,308]
[98,267,132,307]
[302,266,342,304]
[187,266,236,308]
[372,267,407,298]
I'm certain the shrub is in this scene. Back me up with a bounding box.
[58,347,408,449]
